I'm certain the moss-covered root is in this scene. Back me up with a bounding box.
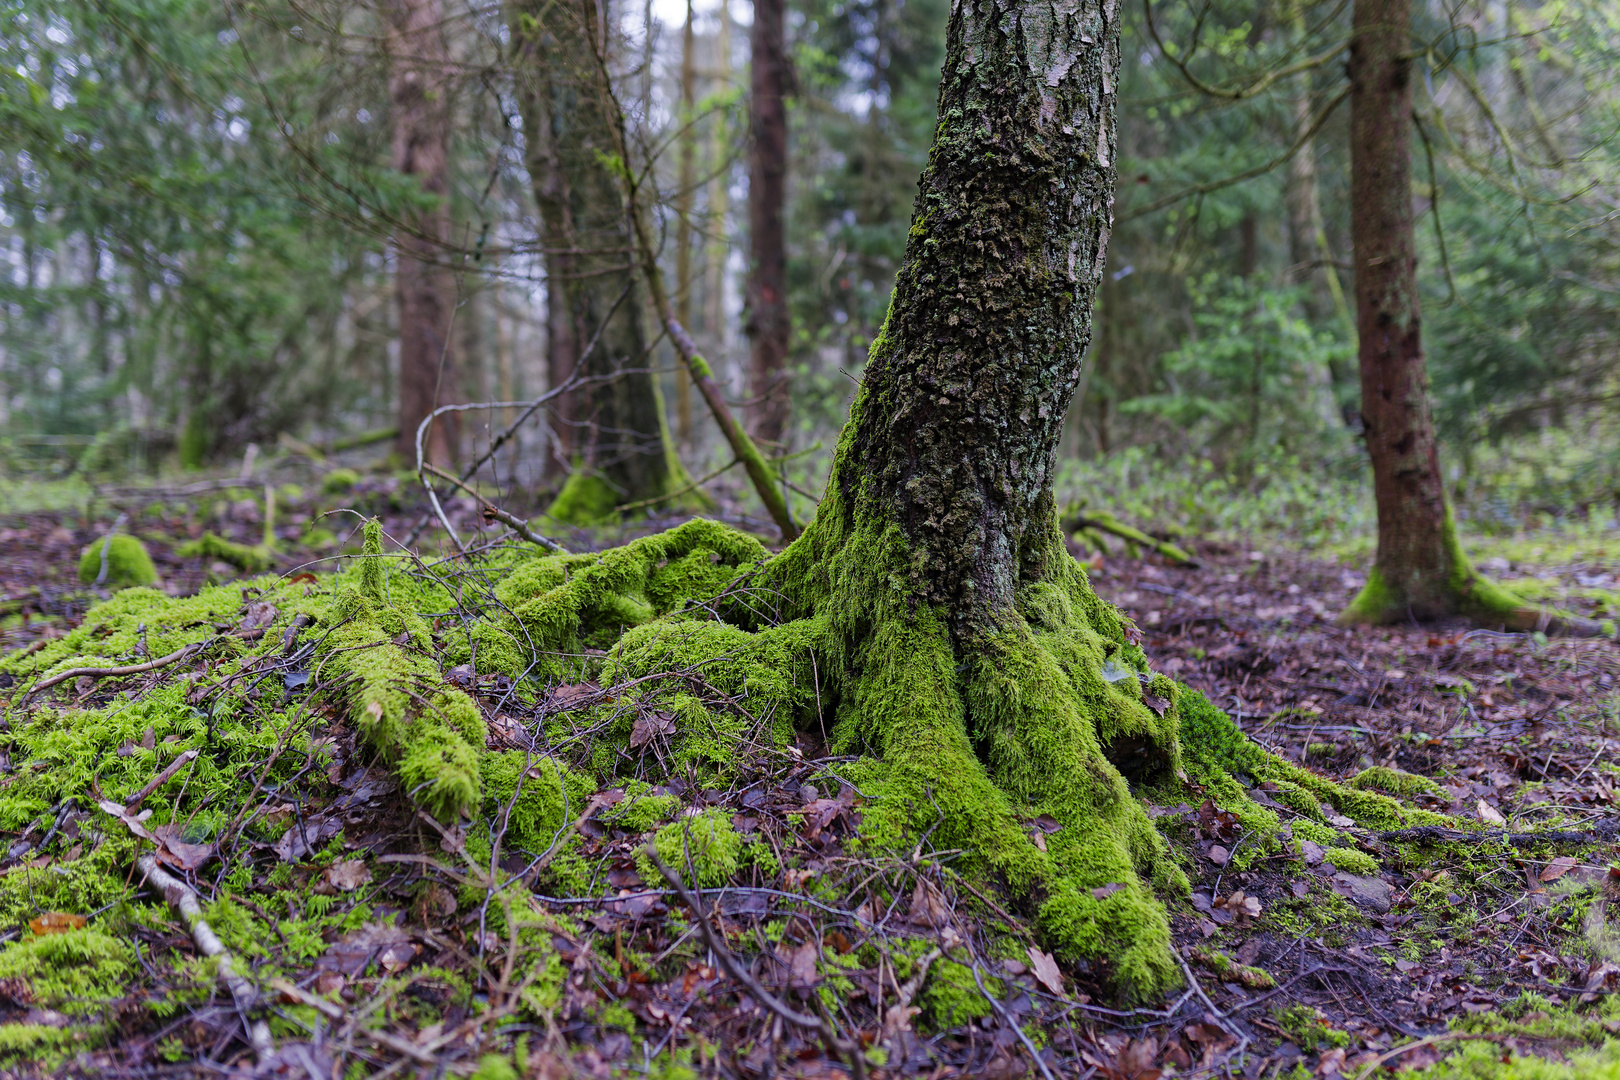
[847,603,1184,1002]
[319,519,487,819]
[1338,505,1607,636]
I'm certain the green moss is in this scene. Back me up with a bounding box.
[1350,765,1444,798]
[601,784,680,831]
[1189,947,1275,989]
[176,531,274,573]
[483,752,595,852]
[471,1054,520,1080]
[1323,847,1379,875]
[641,810,743,888]
[77,534,158,587]
[1275,1004,1350,1052]
[322,468,362,494]
[547,469,622,526]
[920,959,996,1028]
[1415,1040,1620,1079]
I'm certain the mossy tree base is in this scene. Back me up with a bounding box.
[1338,507,1607,635]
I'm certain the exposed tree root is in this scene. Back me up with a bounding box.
[136,854,274,1064]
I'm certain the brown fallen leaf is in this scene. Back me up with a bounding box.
[321,859,373,893]
[28,912,87,936]
[1541,855,1579,882]
[1477,799,1507,826]
[150,824,215,871]
[629,710,677,749]
[1026,946,1066,997]
[781,940,820,989]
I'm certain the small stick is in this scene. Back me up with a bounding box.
[269,979,436,1064]
[136,854,274,1064]
[20,640,209,702]
[420,462,565,554]
[280,612,315,657]
[124,749,199,811]
[969,958,1056,1080]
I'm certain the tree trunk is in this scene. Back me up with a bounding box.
[511,0,691,522]
[745,0,790,444]
[1338,0,1526,626]
[382,0,459,467]
[674,0,698,447]
[1283,3,1355,422]
[750,0,1192,1000]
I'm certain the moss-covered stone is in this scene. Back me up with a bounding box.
[77,534,158,587]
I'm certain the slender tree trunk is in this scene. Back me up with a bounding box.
[1284,4,1355,421]
[745,0,790,443]
[383,0,459,466]
[674,0,698,447]
[705,0,733,380]
[1338,0,1524,626]
[511,0,690,521]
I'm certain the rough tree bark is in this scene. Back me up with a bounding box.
[511,0,691,522]
[382,0,459,466]
[745,0,791,444]
[738,0,1205,998]
[1338,0,1526,626]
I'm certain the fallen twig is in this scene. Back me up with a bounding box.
[420,462,565,554]
[20,640,211,702]
[969,957,1057,1080]
[1378,821,1620,847]
[136,853,274,1064]
[124,749,199,812]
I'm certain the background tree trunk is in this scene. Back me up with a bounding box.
[746,0,790,444]
[1339,0,1526,626]
[511,0,689,521]
[674,0,698,448]
[383,0,459,467]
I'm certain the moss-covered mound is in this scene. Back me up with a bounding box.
[0,510,1466,1071]
[77,534,158,587]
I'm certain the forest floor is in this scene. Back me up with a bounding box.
[0,471,1618,1079]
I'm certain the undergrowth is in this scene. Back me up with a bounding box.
[0,513,1505,1069]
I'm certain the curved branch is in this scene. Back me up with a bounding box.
[1143,0,1350,101]
[1126,86,1350,219]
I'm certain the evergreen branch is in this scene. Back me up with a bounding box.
[1126,86,1349,219]
[1143,0,1351,102]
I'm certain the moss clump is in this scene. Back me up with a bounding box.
[919,959,997,1028]
[176,531,274,573]
[1404,1040,1620,1079]
[322,467,362,494]
[0,927,134,1015]
[602,784,681,832]
[1323,846,1379,875]
[1350,765,1445,799]
[547,470,622,526]
[642,810,743,888]
[77,534,158,587]
[482,752,595,852]
[1275,1004,1350,1052]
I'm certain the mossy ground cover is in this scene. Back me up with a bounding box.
[0,484,1616,1077]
